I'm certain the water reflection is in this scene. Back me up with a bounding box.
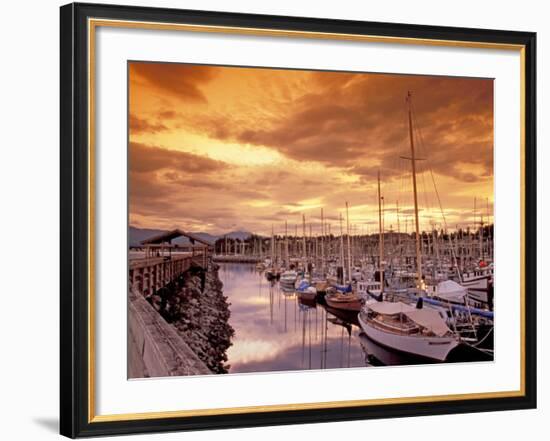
[220,263,367,373]
[219,263,490,374]
[357,333,426,367]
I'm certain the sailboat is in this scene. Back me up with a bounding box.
[265,226,281,281]
[358,300,459,361]
[357,92,460,362]
[295,279,318,301]
[280,267,298,287]
[325,205,363,312]
[325,287,363,312]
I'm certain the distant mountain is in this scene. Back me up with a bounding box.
[189,232,218,243]
[223,230,253,241]
[128,227,166,247]
[129,226,254,247]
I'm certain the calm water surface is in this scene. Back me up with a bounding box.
[218,263,408,374]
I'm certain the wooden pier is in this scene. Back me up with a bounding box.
[130,229,214,297]
[129,253,208,297]
[128,229,215,377]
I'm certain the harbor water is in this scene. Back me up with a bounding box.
[218,263,469,374]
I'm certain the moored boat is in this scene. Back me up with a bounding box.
[325,286,363,312]
[357,280,382,301]
[265,267,280,281]
[295,279,318,301]
[425,279,468,304]
[460,263,493,291]
[280,269,298,287]
[357,301,459,361]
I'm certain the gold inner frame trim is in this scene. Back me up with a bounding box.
[87,17,527,424]
[91,390,524,423]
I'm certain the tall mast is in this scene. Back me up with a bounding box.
[339,213,345,282]
[271,225,275,264]
[377,170,384,292]
[302,214,307,261]
[406,91,423,287]
[309,223,313,261]
[396,200,401,251]
[486,197,492,260]
[285,220,289,266]
[295,224,298,256]
[321,208,325,275]
[479,202,484,260]
[345,201,352,283]
[473,197,477,260]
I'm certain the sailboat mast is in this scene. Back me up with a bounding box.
[321,208,325,275]
[294,224,298,256]
[479,202,484,260]
[271,225,275,264]
[407,91,423,287]
[345,201,352,284]
[339,213,345,282]
[396,200,401,250]
[302,214,307,261]
[285,220,289,266]
[377,170,384,292]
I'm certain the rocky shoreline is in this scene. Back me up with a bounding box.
[148,261,234,373]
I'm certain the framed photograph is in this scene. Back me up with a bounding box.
[60,2,537,438]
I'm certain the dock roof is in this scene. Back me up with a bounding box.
[140,229,213,247]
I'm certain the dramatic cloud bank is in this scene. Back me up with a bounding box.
[128,62,493,235]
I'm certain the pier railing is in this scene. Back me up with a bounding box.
[129,253,208,298]
[128,249,213,377]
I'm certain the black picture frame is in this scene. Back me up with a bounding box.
[60,2,537,438]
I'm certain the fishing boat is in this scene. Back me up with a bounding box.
[358,301,460,361]
[460,262,493,291]
[460,263,493,306]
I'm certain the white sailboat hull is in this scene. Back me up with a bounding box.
[358,314,459,362]
[280,271,298,286]
[280,277,297,286]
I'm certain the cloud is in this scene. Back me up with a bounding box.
[175,71,493,183]
[129,114,168,135]
[129,62,218,102]
[128,65,494,233]
[129,142,228,174]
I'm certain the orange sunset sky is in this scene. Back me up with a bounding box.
[129,62,494,236]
